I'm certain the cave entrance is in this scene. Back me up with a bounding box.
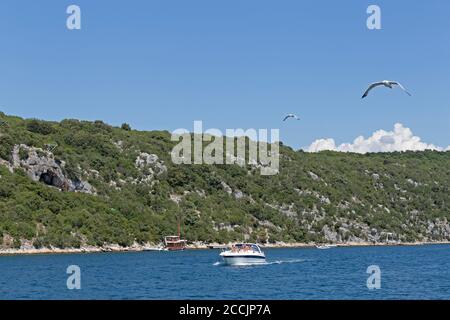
[39,170,62,188]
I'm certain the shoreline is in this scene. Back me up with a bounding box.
[1,241,450,256]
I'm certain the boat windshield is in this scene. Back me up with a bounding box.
[231,244,261,253]
[251,244,261,253]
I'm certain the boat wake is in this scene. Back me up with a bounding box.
[213,258,305,267]
[265,258,305,265]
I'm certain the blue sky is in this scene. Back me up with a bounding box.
[0,0,449,149]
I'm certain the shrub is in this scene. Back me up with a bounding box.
[19,148,29,161]
[0,134,14,160]
[26,119,54,135]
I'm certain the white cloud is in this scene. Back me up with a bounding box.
[305,123,448,154]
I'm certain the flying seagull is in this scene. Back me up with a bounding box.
[362,80,411,99]
[283,114,300,121]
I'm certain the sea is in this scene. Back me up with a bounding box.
[1,244,449,299]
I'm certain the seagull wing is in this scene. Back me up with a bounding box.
[362,82,384,98]
[391,81,412,96]
[283,115,290,121]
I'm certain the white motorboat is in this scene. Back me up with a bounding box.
[219,243,266,265]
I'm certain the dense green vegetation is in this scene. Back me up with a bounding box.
[1,111,449,249]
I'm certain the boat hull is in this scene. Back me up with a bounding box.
[221,255,266,266]
[166,247,186,251]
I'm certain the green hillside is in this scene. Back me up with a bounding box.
[1,111,450,249]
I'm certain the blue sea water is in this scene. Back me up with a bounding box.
[1,245,450,300]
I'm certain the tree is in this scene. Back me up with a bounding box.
[121,123,131,131]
